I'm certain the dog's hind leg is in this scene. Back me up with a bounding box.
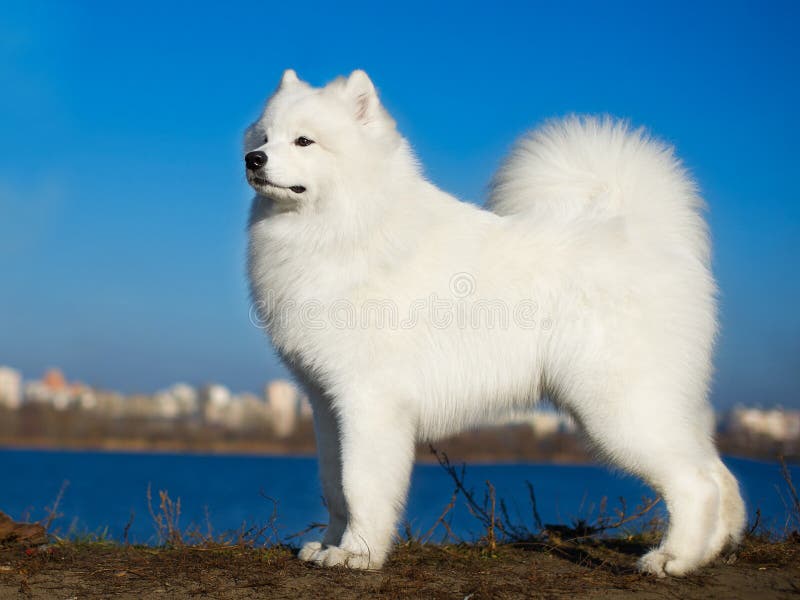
[705,458,746,561]
[637,459,721,576]
[565,386,730,576]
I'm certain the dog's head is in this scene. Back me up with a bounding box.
[243,70,400,209]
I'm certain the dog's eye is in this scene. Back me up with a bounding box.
[295,136,315,147]
[263,135,268,144]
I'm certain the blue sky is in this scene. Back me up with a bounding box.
[1,1,798,408]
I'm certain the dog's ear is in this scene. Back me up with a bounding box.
[343,70,381,125]
[279,69,300,89]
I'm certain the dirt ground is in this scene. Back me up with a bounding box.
[0,536,797,600]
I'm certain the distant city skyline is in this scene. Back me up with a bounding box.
[3,359,800,434]
[1,1,798,407]
[0,364,312,437]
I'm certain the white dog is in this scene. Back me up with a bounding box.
[244,69,745,576]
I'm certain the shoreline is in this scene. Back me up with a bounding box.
[0,438,794,466]
[0,438,595,465]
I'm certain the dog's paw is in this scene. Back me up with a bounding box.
[298,541,323,562]
[638,549,696,577]
[305,545,377,570]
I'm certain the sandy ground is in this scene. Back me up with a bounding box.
[0,536,797,599]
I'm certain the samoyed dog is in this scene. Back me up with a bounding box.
[244,69,745,576]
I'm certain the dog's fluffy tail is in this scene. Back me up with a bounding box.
[488,116,710,266]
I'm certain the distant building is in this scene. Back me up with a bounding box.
[71,384,97,411]
[171,383,199,415]
[299,394,313,419]
[726,407,800,442]
[154,383,199,420]
[197,384,272,429]
[502,409,576,436]
[42,368,67,392]
[94,390,125,417]
[22,368,95,411]
[0,366,22,409]
[200,384,233,426]
[225,392,270,430]
[265,380,302,437]
[122,394,157,418]
[529,411,570,436]
[23,380,50,405]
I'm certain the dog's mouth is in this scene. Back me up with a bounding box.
[250,176,306,194]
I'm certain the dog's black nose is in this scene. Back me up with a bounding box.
[245,151,267,170]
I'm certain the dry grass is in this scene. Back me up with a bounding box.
[426,446,665,553]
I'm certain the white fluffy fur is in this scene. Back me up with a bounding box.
[245,70,745,576]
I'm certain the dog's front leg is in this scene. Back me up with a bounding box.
[298,394,347,562]
[305,391,416,569]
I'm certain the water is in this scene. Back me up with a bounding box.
[0,449,795,544]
